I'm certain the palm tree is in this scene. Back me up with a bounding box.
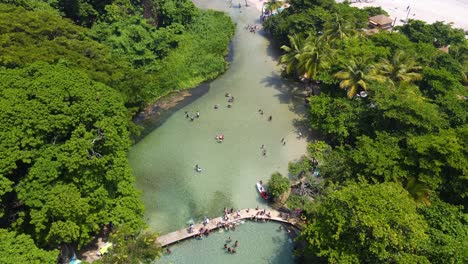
[280,34,306,75]
[298,34,332,83]
[323,13,357,42]
[334,57,379,98]
[377,50,422,86]
[264,0,284,14]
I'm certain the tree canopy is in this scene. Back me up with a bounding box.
[300,182,429,263]
[266,0,468,261]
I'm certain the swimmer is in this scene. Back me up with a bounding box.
[268,115,272,121]
[196,111,200,118]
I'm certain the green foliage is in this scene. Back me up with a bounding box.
[362,6,388,17]
[150,0,197,27]
[267,172,290,198]
[397,20,466,48]
[285,194,316,213]
[308,95,364,143]
[0,4,151,106]
[101,226,162,264]
[89,15,180,67]
[288,156,313,179]
[419,198,468,263]
[0,229,58,264]
[154,9,235,95]
[272,1,468,261]
[0,63,144,248]
[351,132,405,183]
[300,182,429,263]
[307,141,332,163]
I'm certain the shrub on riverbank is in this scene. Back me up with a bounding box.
[268,172,291,198]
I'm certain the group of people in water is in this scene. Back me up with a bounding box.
[223,237,239,254]
[185,110,200,122]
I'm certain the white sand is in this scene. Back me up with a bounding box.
[248,0,266,13]
[250,0,468,30]
[342,0,468,30]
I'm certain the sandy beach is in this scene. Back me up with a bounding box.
[250,0,468,31]
[341,0,468,30]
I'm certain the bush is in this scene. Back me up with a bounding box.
[267,172,290,198]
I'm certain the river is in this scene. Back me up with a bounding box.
[128,0,308,262]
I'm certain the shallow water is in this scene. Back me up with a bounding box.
[129,0,307,262]
[159,221,295,264]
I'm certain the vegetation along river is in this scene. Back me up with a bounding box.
[129,0,308,262]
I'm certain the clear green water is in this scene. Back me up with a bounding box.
[159,221,295,264]
[129,0,307,262]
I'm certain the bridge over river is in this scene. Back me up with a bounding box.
[157,208,301,247]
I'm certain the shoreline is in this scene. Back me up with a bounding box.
[341,0,468,30]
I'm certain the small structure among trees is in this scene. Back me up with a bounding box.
[368,14,393,30]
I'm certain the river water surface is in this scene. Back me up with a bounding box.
[128,0,308,262]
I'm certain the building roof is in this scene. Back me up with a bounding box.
[438,46,449,53]
[369,14,393,25]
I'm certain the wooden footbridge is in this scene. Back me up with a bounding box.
[157,208,300,247]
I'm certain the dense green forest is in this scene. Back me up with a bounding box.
[265,0,467,263]
[0,0,234,263]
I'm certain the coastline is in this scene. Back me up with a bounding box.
[340,0,468,30]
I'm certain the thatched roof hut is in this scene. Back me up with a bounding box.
[369,14,393,29]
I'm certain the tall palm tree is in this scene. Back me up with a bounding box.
[334,57,379,98]
[377,50,422,86]
[280,34,306,75]
[323,13,357,42]
[298,34,332,83]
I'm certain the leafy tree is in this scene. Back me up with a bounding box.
[397,20,466,48]
[350,132,405,183]
[0,229,58,264]
[372,83,448,134]
[267,172,290,198]
[405,128,467,202]
[149,0,197,27]
[362,6,388,17]
[101,226,162,264]
[419,198,468,263]
[0,4,151,106]
[0,63,145,249]
[308,94,364,143]
[299,182,429,263]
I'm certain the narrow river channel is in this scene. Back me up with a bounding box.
[128,0,308,262]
